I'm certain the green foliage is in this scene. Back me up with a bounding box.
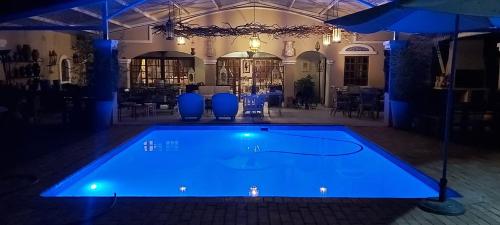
[295,75,315,98]
[71,34,94,86]
[390,40,433,101]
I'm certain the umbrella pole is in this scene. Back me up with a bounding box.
[418,14,465,216]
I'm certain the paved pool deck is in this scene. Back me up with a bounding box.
[1,108,499,225]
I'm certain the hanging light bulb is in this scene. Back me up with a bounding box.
[322,33,331,46]
[177,36,186,45]
[249,34,261,52]
[332,27,342,43]
[331,2,342,43]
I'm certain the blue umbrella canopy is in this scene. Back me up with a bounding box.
[403,0,500,17]
[326,0,499,34]
[325,0,498,214]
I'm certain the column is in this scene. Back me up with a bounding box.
[91,39,119,130]
[383,40,408,127]
[118,58,131,89]
[283,59,296,107]
[325,59,334,107]
[204,59,217,85]
[497,43,500,90]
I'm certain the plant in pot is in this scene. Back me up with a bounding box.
[389,40,432,129]
[295,75,315,109]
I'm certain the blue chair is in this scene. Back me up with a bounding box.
[212,93,238,120]
[178,93,204,121]
[243,94,265,117]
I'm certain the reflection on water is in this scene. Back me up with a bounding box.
[45,127,440,198]
[143,139,180,152]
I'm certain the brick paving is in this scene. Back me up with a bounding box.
[1,109,500,225]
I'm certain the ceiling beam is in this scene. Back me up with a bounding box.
[0,25,101,31]
[0,0,104,23]
[30,16,100,34]
[319,0,339,15]
[257,1,324,20]
[355,0,375,8]
[288,0,296,9]
[211,0,220,10]
[109,0,147,19]
[71,7,132,28]
[114,0,158,21]
[172,0,190,15]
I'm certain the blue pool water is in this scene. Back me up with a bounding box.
[42,125,457,198]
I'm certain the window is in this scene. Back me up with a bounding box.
[344,56,368,86]
[60,58,71,83]
[130,58,194,87]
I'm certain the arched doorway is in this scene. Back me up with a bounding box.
[296,51,327,105]
[59,55,72,84]
[129,51,204,88]
[216,51,283,97]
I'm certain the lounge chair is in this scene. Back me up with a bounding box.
[178,93,204,121]
[212,93,238,120]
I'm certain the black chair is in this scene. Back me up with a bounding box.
[267,93,283,116]
[358,88,380,119]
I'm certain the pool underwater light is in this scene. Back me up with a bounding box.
[319,186,328,194]
[179,185,187,193]
[249,186,259,197]
[90,183,97,190]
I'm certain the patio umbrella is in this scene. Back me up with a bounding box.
[326,0,499,34]
[326,0,499,216]
[403,0,500,17]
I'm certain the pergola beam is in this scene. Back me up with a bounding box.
[211,0,220,10]
[355,0,375,8]
[319,0,340,15]
[72,7,132,28]
[0,0,104,23]
[172,0,190,15]
[288,0,296,9]
[0,25,101,31]
[257,1,324,20]
[109,0,148,19]
[114,0,158,21]
[30,16,100,34]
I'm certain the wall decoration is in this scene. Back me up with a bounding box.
[283,41,295,57]
[243,60,251,73]
[154,22,335,39]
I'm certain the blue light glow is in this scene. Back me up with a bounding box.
[41,125,455,198]
[239,132,256,138]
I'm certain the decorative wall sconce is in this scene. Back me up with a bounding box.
[49,50,57,66]
[315,41,321,52]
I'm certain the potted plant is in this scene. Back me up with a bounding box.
[295,75,315,109]
[390,40,432,129]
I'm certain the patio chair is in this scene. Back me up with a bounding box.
[243,94,265,117]
[267,92,283,116]
[178,93,204,121]
[358,88,380,119]
[212,93,238,120]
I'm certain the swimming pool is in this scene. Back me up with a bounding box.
[42,125,458,198]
